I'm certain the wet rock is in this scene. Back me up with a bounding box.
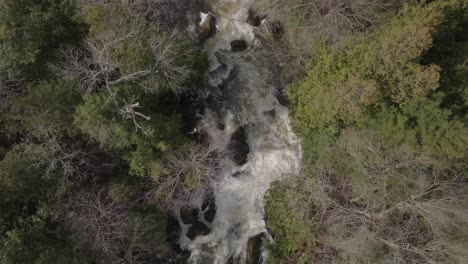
[228,127,250,165]
[247,8,266,27]
[180,207,211,240]
[217,65,239,91]
[206,94,225,113]
[196,13,217,41]
[217,122,226,131]
[276,91,290,107]
[165,213,181,252]
[180,208,198,224]
[230,40,248,52]
[201,198,216,223]
[209,60,228,78]
[187,221,210,240]
[263,109,276,118]
[232,171,245,178]
[180,92,205,138]
[247,233,265,264]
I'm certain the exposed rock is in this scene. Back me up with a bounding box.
[201,198,216,223]
[179,207,211,240]
[263,109,276,118]
[180,208,198,224]
[247,233,265,264]
[247,8,266,27]
[187,221,210,240]
[165,213,182,253]
[196,13,217,41]
[276,91,290,107]
[228,127,250,165]
[180,92,205,138]
[232,171,246,178]
[230,39,248,52]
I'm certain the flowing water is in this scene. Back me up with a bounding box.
[178,0,302,262]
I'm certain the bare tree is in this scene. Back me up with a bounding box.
[65,185,170,263]
[148,142,215,210]
[255,0,398,83]
[0,63,23,111]
[125,0,192,30]
[11,138,100,197]
[304,130,468,264]
[53,1,195,134]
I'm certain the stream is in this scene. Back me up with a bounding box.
[177,0,302,263]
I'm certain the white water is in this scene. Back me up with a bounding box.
[179,0,301,263]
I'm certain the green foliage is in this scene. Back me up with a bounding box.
[0,0,201,262]
[423,0,468,120]
[0,216,90,264]
[74,92,131,149]
[0,0,85,79]
[265,181,316,263]
[1,80,81,138]
[0,143,52,200]
[84,2,153,73]
[82,1,195,94]
[289,2,445,133]
[255,0,399,82]
[279,1,468,263]
[74,88,185,176]
[363,96,468,160]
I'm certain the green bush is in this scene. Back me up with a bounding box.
[265,181,316,263]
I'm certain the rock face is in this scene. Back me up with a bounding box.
[230,39,248,52]
[196,13,217,41]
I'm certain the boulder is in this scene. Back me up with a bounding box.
[201,198,216,223]
[247,8,266,27]
[230,39,248,52]
[196,13,217,41]
[228,127,250,165]
[187,221,210,240]
[247,233,265,264]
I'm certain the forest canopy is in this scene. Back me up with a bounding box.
[1,0,467,263]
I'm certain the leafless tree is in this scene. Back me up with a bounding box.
[0,63,23,111]
[148,142,215,210]
[53,1,195,134]
[65,185,169,263]
[256,0,398,83]
[77,0,194,28]
[125,0,192,30]
[12,138,99,197]
[303,130,468,264]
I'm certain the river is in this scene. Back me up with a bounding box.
[178,1,302,263]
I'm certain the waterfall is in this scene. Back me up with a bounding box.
[179,0,302,262]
